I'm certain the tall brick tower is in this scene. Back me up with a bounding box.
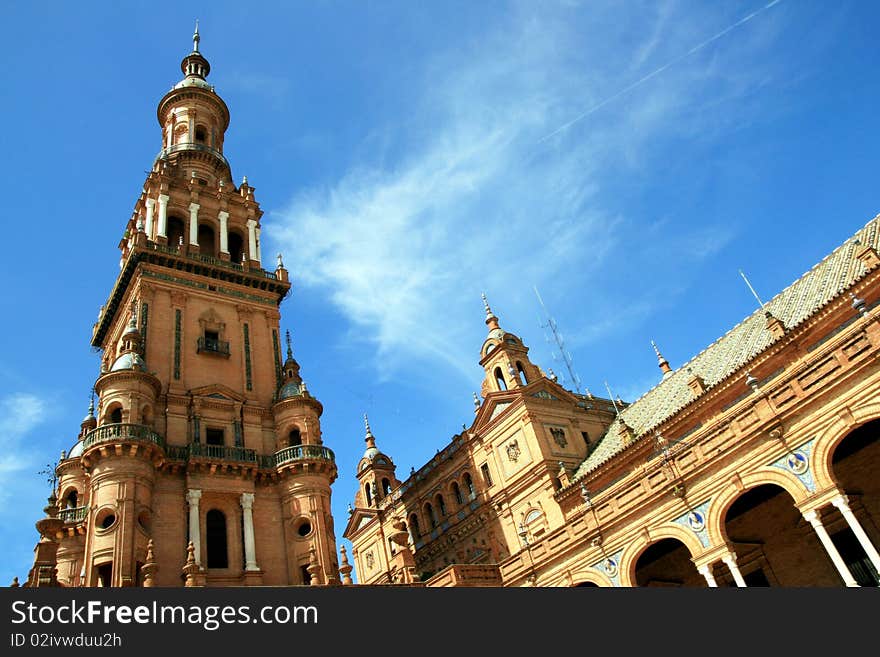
[27,26,339,587]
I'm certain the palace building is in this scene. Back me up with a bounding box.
[23,27,340,588]
[343,231,880,587]
[22,27,880,589]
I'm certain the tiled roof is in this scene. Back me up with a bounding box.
[573,214,880,479]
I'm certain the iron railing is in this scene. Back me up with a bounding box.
[142,242,277,280]
[83,423,164,450]
[274,444,335,467]
[197,336,230,356]
[188,442,258,463]
[59,506,88,523]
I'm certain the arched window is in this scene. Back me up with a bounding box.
[194,125,207,144]
[517,361,528,384]
[425,503,436,528]
[452,482,463,505]
[463,473,475,499]
[409,513,421,538]
[365,483,373,506]
[109,407,122,424]
[289,428,302,446]
[197,224,216,256]
[206,510,228,569]
[167,216,186,249]
[65,490,78,509]
[436,494,446,517]
[494,367,507,391]
[228,232,245,264]
[382,478,391,496]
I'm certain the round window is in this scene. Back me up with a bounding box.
[297,521,312,537]
[96,508,117,531]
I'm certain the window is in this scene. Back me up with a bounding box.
[494,367,507,391]
[409,513,421,538]
[96,563,113,587]
[581,431,591,448]
[167,216,185,248]
[109,407,123,424]
[382,478,391,496]
[228,232,245,264]
[289,428,302,446]
[197,224,216,256]
[480,463,493,487]
[517,361,528,384]
[65,490,78,509]
[198,330,230,356]
[436,494,446,517]
[206,428,224,446]
[463,473,475,499]
[300,564,311,585]
[206,510,228,569]
[452,482,463,505]
[194,125,207,144]
[365,483,373,506]
[425,503,437,528]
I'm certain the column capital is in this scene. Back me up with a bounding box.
[802,508,820,526]
[158,194,170,204]
[145,198,156,208]
[246,218,257,227]
[218,210,229,221]
[189,202,200,212]
[240,492,255,510]
[830,495,851,513]
[186,489,202,504]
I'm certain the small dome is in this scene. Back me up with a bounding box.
[67,439,84,459]
[277,381,302,400]
[174,76,212,90]
[487,328,505,341]
[363,446,381,460]
[110,352,146,372]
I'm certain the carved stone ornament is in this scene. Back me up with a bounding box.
[550,427,567,448]
[366,552,375,570]
[506,440,521,462]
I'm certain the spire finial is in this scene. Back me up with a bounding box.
[481,292,500,331]
[277,253,285,269]
[88,390,95,418]
[473,392,481,411]
[364,413,373,439]
[651,339,673,377]
[193,20,200,53]
[285,329,293,360]
[739,269,766,310]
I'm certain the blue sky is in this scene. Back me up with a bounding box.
[1,0,878,585]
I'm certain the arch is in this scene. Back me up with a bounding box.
[570,569,614,587]
[167,215,186,248]
[409,513,421,538]
[463,472,475,500]
[288,428,302,447]
[436,494,446,517]
[494,367,507,391]
[228,231,245,264]
[813,403,880,491]
[364,483,373,507]
[194,124,207,144]
[381,478,392,496]
[516,361,528,385]
[452,481,463,505]
[620,523,705,587]
[205,509,228,569]
[61,487,79,509]
[106,403,123,425]
[197,223,216,256]
[425,502,437,528]
[706,468,810,548]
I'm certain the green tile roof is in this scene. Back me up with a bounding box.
[573,214,880,480]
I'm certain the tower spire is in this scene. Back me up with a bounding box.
[193,20,200,53]
[285,329,293,361]
[651,340,673,378]
[364,413,376,449]
[482,292,500,331]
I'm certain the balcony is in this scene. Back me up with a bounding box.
[188,442,258,464]
[83,423,164,451]
[59,506,88,524]
[197,336,230,357]
[273,444,335,468]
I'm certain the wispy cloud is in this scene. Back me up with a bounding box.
[0,393,50,506]
[267,2,782,383]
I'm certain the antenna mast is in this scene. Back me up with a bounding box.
[534,285,581,392]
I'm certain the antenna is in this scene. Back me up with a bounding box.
[534,286,581,392]
[738,269,766,311]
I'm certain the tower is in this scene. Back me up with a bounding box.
[33,27,339,587]
[479,294,543,396]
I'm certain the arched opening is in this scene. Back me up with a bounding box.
[494,367,507,391]
[436,494,446,518]
[463,473,475,500]
[109,406,123,424]
[573,581,599,587]
[828,419,880,585]
[206,510,228,569]
[364,483,373,506]
[517,361,528,385]
[228,231,245,264]
[382,478,391,496]
[633,538,701,587]
[288,428,302,447]
[197,224,216,256]
[65,490,78,509]
[425,503,437,528]
[452,482,463,505]
[167,216,186,248]
[194,125,207,144]
[723,484,835,586]
[409,513,421,538]
[96,562,113,587]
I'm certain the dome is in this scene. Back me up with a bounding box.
[67,439,84,459]
[277,381,302,400]
[110,352,147,372]
[363,446,381,460]
[174,76,212,90]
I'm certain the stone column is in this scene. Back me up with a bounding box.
[186,489,202,567]
[721,553,747,587]
[803,509,858,586]
[255,227,262,263]
[218,211,229,255]
[157,194,169,239]
[145,198,156,241]
[189,203,200,247]
[246,219,257,262]
[698,564,717,588]
[831,495,880,576]
[240,493,259,571]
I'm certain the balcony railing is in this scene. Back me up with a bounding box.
[188,442,258,463]
[274,444,335,467]
[59,506,88,523]
[83,423,164,450]
[142,242,277,280]
[197,336,230,356]
[154,142,231,169]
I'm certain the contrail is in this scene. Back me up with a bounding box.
[538,0,784,143]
